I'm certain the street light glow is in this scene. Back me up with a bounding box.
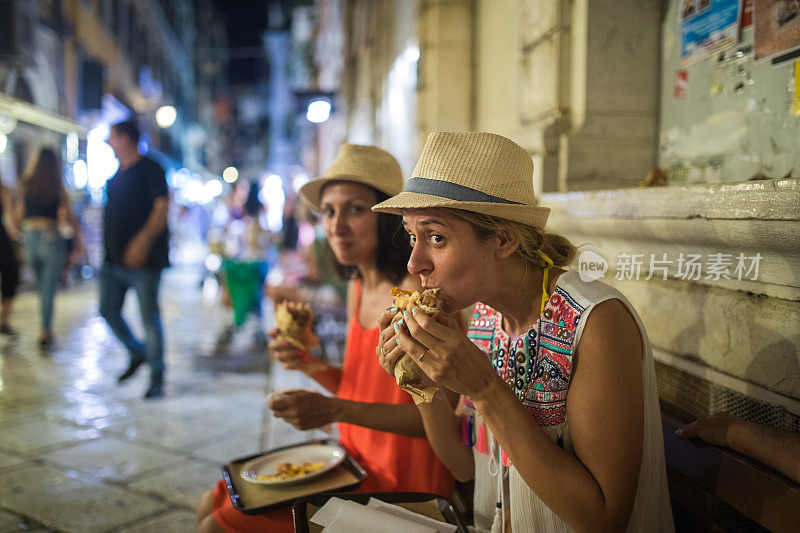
[73,160,88,188]
[222,166,239,183]
[205,179,223,198]
[306,100,331,123]
[0,115,16,134]
[66,132,79,163]
[404,44,420,63]
[155,105,177,128]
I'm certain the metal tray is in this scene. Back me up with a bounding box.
[222,438,367,514]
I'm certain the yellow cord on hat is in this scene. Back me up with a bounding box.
[536,249,553,314]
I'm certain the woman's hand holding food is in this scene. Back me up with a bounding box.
[268,334,318,371]
[377,306,499,400]
[268,389,340,431]
[376,308,432,382]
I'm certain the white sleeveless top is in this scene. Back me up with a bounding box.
[462,271,674,532]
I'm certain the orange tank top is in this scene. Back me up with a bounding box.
[336,279,454,497]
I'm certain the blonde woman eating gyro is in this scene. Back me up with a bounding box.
[375,132,674,533]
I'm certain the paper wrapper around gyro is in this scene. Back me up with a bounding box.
[390,287,441,404]
[272,301,320,350]
[271,302,326,374]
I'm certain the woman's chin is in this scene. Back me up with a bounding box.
[439,298,463,316]
[331,250,357,266]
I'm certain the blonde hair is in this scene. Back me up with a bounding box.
[446,209,576,268]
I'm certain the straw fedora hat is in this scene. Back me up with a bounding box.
[372,132,550,229]
[299,144,404,212]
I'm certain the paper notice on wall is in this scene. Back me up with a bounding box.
[680,0,742,65]
[754,0,800,62]
[674,70,689,99]
[741,0,753,28]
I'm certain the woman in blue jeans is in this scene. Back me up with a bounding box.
[13,148,83,347]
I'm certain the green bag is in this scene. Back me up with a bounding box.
[222,260,268,326]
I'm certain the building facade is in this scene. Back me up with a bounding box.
[331,0,800,423]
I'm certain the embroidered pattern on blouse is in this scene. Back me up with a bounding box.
[465,286,586,430]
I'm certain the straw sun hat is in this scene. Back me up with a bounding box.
[299,144,404,212]
[372,132,550,229]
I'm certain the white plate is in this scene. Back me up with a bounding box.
[240,443,347,486]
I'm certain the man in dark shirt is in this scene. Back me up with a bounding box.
[101,120,169,398]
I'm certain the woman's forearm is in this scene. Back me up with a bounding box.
[730,419,800,484]
[334,399,426,438]
[305,364,342,394]
[418,389,474,481]
[473,378,629,533]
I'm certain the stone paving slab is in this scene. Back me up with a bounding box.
[127,457,221,509]
[104,415,221,452]
[0,509,47,533]
[115,509,197,533]
[0,449,27,471]
[189,430,262,464]
[0,418,101,454]
[0,463,166,533]
[41,436,184,483]
[0,268,274,532]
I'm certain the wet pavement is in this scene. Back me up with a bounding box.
[0,266,271,532]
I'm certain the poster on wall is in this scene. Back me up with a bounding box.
[680,0,742,65]
[754,0,800,63]
[741,0,754,28]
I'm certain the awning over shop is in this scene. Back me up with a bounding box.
[0,92,88,137]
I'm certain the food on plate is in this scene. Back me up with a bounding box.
[256,461,326,482]
[390,287,441,404]
[272,301,320,350]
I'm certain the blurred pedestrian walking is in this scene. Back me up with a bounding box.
[13,148,83,347]
[0,175,20,336]
[101,120,170,399]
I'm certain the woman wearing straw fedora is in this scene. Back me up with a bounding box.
[197,144,453,533]
[375,132,673,532]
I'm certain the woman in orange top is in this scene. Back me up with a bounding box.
[196,145,454,533]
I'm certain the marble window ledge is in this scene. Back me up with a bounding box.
[541,178,800,221]
[541,178,800,300]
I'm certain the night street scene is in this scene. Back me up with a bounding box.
[0,1,798,532]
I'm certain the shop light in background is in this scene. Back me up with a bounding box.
[306,99,331,123]
[291,169,310,192]
[260,173,285,232]
[205,179,223,198]
[87,125,118,189]
[72,160,88,188]
[181,179,206,204]
[404,44,420,63]
[174,173,224,206]
[155,105,177,128]
[66,132,79,163]
[0,115,16,134]
[0,133,6,154]
[222,166,238,183]
[204,253,222,273]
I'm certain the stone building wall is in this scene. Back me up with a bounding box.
[335,0,800,409]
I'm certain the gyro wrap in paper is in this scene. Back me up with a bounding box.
[390,287,441,404]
